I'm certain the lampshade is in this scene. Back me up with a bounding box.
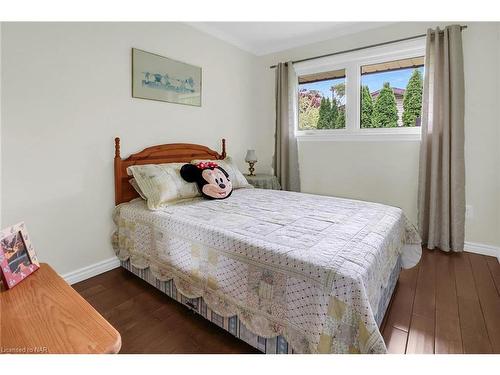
[245,149,257,163]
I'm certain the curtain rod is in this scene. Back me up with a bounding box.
[269,25,467,69]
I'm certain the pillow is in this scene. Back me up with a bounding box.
[180,162,233,200]
[129,178,147,200]
[127,163,200,210]
[191,156,251,189]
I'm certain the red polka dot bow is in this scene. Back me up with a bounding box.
[196,161,218,169]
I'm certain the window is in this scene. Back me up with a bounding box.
[360,57,424,128]
[298,69,346,130]
[295,38,425,140]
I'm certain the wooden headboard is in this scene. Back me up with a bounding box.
[114,137,226,205]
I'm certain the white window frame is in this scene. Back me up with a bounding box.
[294,38,426,141]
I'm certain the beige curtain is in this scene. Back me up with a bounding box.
[274,62,301,191]
[418,25,465,252]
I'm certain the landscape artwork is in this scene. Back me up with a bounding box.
[132,48,202,106]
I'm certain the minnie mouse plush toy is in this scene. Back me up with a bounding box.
[180,161,233,200]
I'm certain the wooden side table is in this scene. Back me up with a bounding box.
[244,174,281,190]
[0,263,121,354]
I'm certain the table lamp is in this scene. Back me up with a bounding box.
[245,149,257,176]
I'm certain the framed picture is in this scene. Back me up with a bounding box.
[0,222,40,290]
[132,48,202,106]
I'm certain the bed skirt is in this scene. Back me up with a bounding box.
[120,256,401,354]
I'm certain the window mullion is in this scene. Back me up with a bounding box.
[345,63,359,133]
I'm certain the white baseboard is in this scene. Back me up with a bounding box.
[62,256,121,285]
[464,241,500,262]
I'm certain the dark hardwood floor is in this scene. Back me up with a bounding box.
[73,267,259,354]
[381,249,500,353]
[73,249,500,354]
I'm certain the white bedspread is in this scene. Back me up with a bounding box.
[113,188,421,353]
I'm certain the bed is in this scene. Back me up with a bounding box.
[112,138,421,354]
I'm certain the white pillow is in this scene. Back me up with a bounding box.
[127,163,201,210]
[191,156,252,189]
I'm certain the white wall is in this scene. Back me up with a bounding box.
[298,140,420,223]
[2,22,499,279]
[1,22,260,275]
[497,22,500,250]
[254,22,500,248]
[0,22,2,229]
[462,23,500,248]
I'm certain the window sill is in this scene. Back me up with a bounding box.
[296,129,421,142]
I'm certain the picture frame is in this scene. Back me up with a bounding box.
[132,48,202,106]
[0,222,40,290]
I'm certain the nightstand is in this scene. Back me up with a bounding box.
[244,174,281,190]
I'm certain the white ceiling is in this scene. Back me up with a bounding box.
[187,22,392,56]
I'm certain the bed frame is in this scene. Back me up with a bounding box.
[114,137,226,205]
[112,137,398,353]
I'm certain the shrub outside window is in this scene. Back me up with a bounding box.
[298,69,346,130]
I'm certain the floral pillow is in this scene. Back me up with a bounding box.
[127,163,200,210]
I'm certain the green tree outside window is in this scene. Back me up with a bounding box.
[402,69,423,127]
[372,82,399,128]
[360,85,374,128]
[317,97,334,129]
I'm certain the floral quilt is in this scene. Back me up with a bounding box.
[112,188,421,353]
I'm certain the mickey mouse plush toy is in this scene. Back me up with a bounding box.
[180,161,233,200]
